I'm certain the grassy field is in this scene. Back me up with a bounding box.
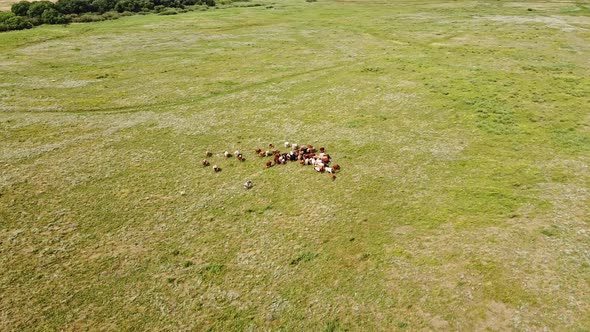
[1,0,590,330]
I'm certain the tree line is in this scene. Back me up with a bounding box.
[1,0,217,32]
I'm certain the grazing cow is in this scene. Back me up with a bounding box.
[233,150,240,157]
[279,154,287,164]
[224,151,231,158]
[255,148,262,154]
[244,180,253,189]
[205,150,213,157]
[314,165,325,173]
[237,154,245,162]
[256,141,340,181]
[201,159,210,167]
[213,165,221,172]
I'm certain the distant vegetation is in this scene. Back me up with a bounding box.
[0,0,219,31]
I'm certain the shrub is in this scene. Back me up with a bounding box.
[115,0,154,12]
[158,8,178,14]
[2,0,216,32]
[11,1,31,16]
[154,0,183,8]
[184,4,206,11]
[28,16,42,25]
[91,0,117,13]
[180,0,210,5]
[56,0,94,14]
[27,1,55,17]
[101,10,120,19]
[0,11,33,30]
[72,13,104,22]
[0,11,14,21]
[41,8,70,24]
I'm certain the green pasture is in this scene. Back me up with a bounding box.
[1,0,589,330]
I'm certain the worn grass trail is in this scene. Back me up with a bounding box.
[1,0,589,330]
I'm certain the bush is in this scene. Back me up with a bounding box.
[27,1,55,17]
[101,10,120,19]
[158,8,177,14]
[0,11,33,30]
[179,0,210,5]
[91,0,117,13]
[2,0,217,32]
[184,4,206,11]
[155,0,183,8]
[56,0,95,15]
[72,13,104,22]
[28,16,42,25]
[11,1,31,16]
[41,8,70,23]
[115,0,154,12]
[0,11,14,21]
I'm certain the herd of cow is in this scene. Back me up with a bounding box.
[200,142,341,183]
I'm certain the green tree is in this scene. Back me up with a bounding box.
[115,0,154,12]
[0,11,33,30]
[91,0,117,13]
[56,0,94,15]
[11,1,31,16]
[0,11,14,22]
[27,1,55,18]
[41,8,70,24]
